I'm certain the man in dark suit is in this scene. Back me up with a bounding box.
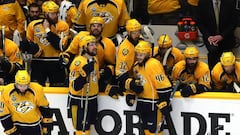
[196,0,237,70]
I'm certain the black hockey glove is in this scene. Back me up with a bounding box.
[105,85,123,99]
[180,84,196,97]
[0,56,11,73]
[157,101,172,116]
[59,52,70,68]
[126,78,144,93]
[99,66,113,92]
[20,39,40,55]
[42,118,53,135]
[82,59,95,76]
[126,94,136,106]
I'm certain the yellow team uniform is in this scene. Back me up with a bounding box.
[68,55,99,132]
[211,62,240,91]
[154,46,184,76]
[65,32,116,68]
[148,0,181,14]
[0,38,23,84]
[69,55,99,97]
[0,83,50,132]
[59,0,78,28]
[27,19,69,58]
[75,0,130,38]
[0,0,26,39]
[133,52,172,134]
[116,38,141,76]
[171,60,211,92]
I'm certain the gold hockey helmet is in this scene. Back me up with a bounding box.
[184,46,199,58]
[42,1,59,13]
[158,34,172,48]
[135,40,151,55]
[79,35,96,49]
[126,19,141,33]
[15,70,30,85]
[89,16,104,26]
[220,52,236,66]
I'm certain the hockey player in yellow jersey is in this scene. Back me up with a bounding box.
[148,0,182,24]
[171,46,211,97]
[74,0,130,45]
[154,34,184,77]
[60,16,116,91]
[20,1,70,86]
[54,0,78,28]
[0,0,26,40]
[133,41,172,135]
[110,19,144,105]
[0,27,23,85]
[0,70,53,135]
[211,52,240,92]
[68,35,99,135]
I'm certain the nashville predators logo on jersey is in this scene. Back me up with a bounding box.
[13,101,34,113]
[122,49,129,56]
[91,11,113,24]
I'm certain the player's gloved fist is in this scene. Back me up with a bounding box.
[59,53,70,67]
[42,118,53,135]
[0,56,11,73]
[180,84,196,97]
[20,39,40,55]
[117,72,129,88]
[126,94,136,106]
[106,85,124,98]
[157,101,172,116]
[4,125,18,135]
[82,59,95,76]
[126,78,143,93]
[100,66,113,81]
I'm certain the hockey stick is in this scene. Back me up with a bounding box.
[59,32,69,85]
[143,26,155,56]
[82,58,94,135]
[155,80,179,135]
[2,26,5,56]
[233,82,240,93]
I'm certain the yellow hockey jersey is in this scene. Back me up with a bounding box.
[171,60,211,89]
[69,55,99,96]
[133,58,172,100]
[211,62,240,90]
[66,32,116,68]
[0,38,23,68]
[0,83,50,126]
[154,47,184,76]
[115,38,139,77]
[0,0,26,39]
[75,0,130,38]
[148,0,181,15]
[26,19,69,58]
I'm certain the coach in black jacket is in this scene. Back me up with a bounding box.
[196,0,237,70]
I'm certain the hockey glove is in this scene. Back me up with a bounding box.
[59,52,70,68]
[125,78,143,93]
[105,85,123,99]
[20,39,41,57]
[180,84,197,97]
[0,57,12,73]
[42,118,53,135]
[157,101,172,116]
[82,59,95,76]
[117,72,129,88]
[99,66,114,92]
[126,94,136,106]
